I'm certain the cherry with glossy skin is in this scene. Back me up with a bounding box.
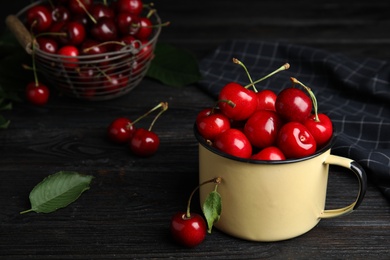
[58,21,86,45]
[26,82,50,106]
[290,77,333,149]
[244,110,283,149]
[103,73,129,94]
[275,87,312,123]
[26,5,53,33]
[116,0,143,16]
[68,0,94,15]
[304,113,333,148]
[90,3,115,20]
[107,117,135,143]
[256,89,277,111]
[277,122,317,159]
[36,37,58,54]
[196,107,231,141]
[116,12,140,36]
[57,45,79,69]
[51,5,70,23]
[233,59,289,113]
[218,82,258,121]
[135,17,153,40]
[136,40,154,62]
[91,17,118,42]
[170,212,207,248]
[251,146,286,161]
[129,128,160,157]
[80,39,108,55]
[213,128,252,159]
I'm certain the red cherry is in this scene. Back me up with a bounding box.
[80,39,108,55]
[135,17,153,40]
[136,40,154,62]
[107,117,135,143]
[90,3,115,20]
[91,17,118,42]
[116,0,143,16]
[196,108,231,141]
[277,122,317,159]
[304,113,333,148]
[103,73,129,94]
[218,82,258,121]
[129,128,160,157]
[57,45,79,69]
[244,110,283,149]
[170,212,207,248]
[58,21,86,46]
[51,5,70,23]
[116,12,140,36]
[251,146,286,160]
[256,89,277,111]
[68,0,93,15]
[36,37,58,54]
[25,82,49,106]
[213,128,252,159]
[275,87,312,123]
[26,5,53,33]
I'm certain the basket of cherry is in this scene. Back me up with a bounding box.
[179,59,367,245]
[6,0,165,101]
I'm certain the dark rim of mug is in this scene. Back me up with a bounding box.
[193,124,337,165]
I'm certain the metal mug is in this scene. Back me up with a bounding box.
[195,126,367,242]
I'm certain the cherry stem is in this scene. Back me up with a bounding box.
[28,24,39,87]
[76,0,97,24]
[132,21,171,29]
[147,102,168,132]
[290,77,319,122]
[244,63,290,89]
[233,58,257,92]
[217,99,236,109]
[129,102,167,129]
[82,41,125,53]
[185,177,222,218]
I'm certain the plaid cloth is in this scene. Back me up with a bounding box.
[198,39,390,201]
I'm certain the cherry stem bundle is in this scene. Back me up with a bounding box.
[243,63,290,90]
[129,101,169,131]
[233,58,257,92]
[290,77,319,122]
[76,0,97,24]
[185,177,222,218]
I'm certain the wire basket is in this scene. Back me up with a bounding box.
[6,0,161,100]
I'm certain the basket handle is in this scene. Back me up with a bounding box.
[5,15,33,54]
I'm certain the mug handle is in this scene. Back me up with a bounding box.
[320,154,367,219]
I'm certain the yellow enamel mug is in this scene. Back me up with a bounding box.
[195,127,367,242]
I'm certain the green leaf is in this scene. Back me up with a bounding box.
[202,190,222,233]
[20,171,94,214]
[146,43,202,87]
[0,115,10,129]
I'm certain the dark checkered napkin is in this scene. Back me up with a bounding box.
[198,39,390,201]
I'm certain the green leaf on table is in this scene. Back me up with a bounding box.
[0,115,10,129]
[20,171,94,214]
[146,43,202,87]
[202,189,222,233]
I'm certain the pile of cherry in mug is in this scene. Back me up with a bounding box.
[196,62,333,160]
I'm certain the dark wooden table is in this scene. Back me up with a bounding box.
[1,1,390,259]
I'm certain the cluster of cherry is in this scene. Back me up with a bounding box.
[196,60,333,160]
[106,102,168,157]
[23,0,164,103]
